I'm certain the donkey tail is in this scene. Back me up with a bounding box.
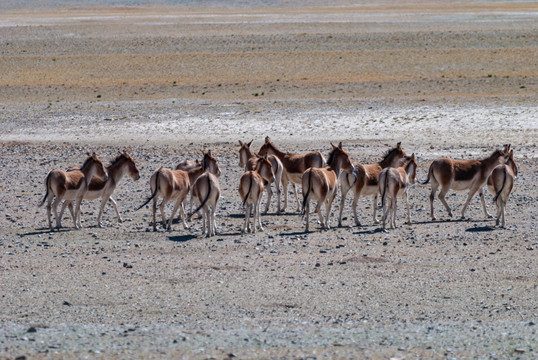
[242,174,253,207]
[136,168,161,211]
[421,162,434,185]
[381,171,389,210]
[493,166,507,203]
[302,169,313,213]
[188,175,211,220]
[38,171,52,207]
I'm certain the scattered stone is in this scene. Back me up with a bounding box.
[62,301,71,306]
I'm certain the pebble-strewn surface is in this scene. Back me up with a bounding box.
[1,1,537,359]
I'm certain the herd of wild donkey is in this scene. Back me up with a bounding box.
[39,137,517,236]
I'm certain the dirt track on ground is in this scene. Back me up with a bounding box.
[1,2,537,359]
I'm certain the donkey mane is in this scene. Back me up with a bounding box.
[108,154,126,167]
[80,155,94,170]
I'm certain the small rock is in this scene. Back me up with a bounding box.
[27,327,37,333]
[63,301,71,306]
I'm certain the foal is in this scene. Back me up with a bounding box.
[189,170,221,237]
[39,152,108,230]
[258,136,325,212]
[488,149,517,227]
[338,142,409,227]
[238,140,283,214]
[59,151,140,228]
[423,148,506,220]
[378,154,418,230]
[238,155,275,234]
[138,166,190,232]
[302,143,354,232]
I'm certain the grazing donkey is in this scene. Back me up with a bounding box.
[59,151,140,228]
[302,142,355,232]
[39,152,108,230]
[378,154,418,230]
[258,136,325,212]
[238,140,283,214]
[423,148,506,220]
[488,149,517,227]
[338,142,410,227]
[238,155,275,234]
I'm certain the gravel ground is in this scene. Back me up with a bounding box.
[1,2,537,359]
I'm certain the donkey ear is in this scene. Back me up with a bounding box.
[91,152,97,159]
[208,150,212,157]
[263,154,268,160]
[338,142,343,149]
[397,142,402,149]
[265,136,270,143]
[247,140,253,147]
[330,142,336,149]
[411,153,416,160]
[239,140,244,146]
[87,152,91,157]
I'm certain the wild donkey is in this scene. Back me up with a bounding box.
[39,153,108,230]
[238,155,275,234]
[176,150,221,214]
[423,148,506,220]
[488,148,517,227]
[302,143,355,232]
[59,151,140,228]
[338,142,410,227]
[378,154,418,230]
[189,169,221,237]
[258,136,325,212]
[238,140,283,214]
[138,167,190,232]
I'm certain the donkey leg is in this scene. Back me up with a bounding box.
[405,193,411,225]
[159,199,168,228]
[461,185,481,219]
[74,197,83,230]
[263,185,272,215]
[315,201,325,230]
[52,197,64,229]
[500,200,506,228]
[46,199,54,231]
[281,181,288,213]
[304,201,310,232]
[372,194,380,224]
[478,187,492,218]
[97,196,109,228]
[152,198,158,231]
[167,199,182,231]
[242,203,249,234]
[392,197,398,229]
[257,199,264,232]
[292,184,301,212]
[495,196,502,226]
[438,185,453,218]
[338,184,350,227]
[108,196,122,223]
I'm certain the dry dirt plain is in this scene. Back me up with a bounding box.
[0,1,537,359]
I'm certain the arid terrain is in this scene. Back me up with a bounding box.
[0,1,537,359]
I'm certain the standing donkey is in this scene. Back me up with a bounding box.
[188,166,221,237]
[238,140,283,214]
[177,150,221,214]
[378,154,418,230]
[238,155,275,234]
[59,151,140,228]
[302,142,355,232]
[39,152,108,230]
[488,148,517,227]
[258,136,325,213]
[423,148,506,220]
[338,142,410,227]
[137,166,190,232]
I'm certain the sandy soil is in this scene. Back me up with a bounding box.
[1,2,537,359]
